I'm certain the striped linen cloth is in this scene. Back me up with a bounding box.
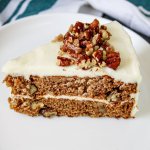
[0,0,150,37]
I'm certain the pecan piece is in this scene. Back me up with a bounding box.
[68,49,82,58]
[64,32,74,43]
[57,56,74,66]
[92,50,103,63]
[77,55,96,70]
[73,21,84,32]
[85,48,93,56]
[79,40,87,48]
[101,25,107,30]
[67,43,82,53]
[105,51,121,70]
[101,29,109,40]
[90,19,99,29]
[92,33,102,45]
[84,29,93,40]
[61,43,82,53]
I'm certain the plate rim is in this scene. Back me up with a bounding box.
[0,12,149,46]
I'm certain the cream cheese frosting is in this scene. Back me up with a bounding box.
[12,93,138,116]
[2,21,142,83]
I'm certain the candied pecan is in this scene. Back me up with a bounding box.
[57,56,74,66]
[94,45,99,50]
[79,40,87,48]
[73,39,79,46]
[101,41,110,49]
[69,24,73,32]
[86,41,93,49]
[92,50,103,63]
[77,55,96,70]
[92,33,102,45]
[60,43,68,52]
[68,49,82,58]
[64,32,73,41]
[101,42,114,52]
[78,32,85,40]
[84,29,93,40]
[105,52,121,70]
[56,19,121,70]
[102,50,107,60]
[61,43,82,54]
[67,43,82,53]
[90,19,99,29]
[85,48,93,56]
[73,21,84,32]
[67,36,73,43]
[101,25,107,30]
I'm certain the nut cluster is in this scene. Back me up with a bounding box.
[56,19,121,70]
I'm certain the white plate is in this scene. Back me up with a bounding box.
[0,13,150,150]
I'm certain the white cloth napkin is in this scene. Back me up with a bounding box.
[87,0,150,37]
[47,0,150,36]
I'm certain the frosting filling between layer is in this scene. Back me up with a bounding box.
[12,93,138,116]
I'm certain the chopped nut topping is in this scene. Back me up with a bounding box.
[105,51,121,70]
[93,50,103,62]
[56,19,121,70]
[57,56,74,66]
[90,19,99,29]
[102,50,107,61]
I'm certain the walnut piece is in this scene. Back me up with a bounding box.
[30,84,37,95]
[40,108,57,117]
[31,101,44,110]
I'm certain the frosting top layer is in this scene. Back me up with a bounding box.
[2,21,141,83]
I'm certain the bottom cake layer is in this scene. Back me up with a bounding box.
[8,97,135,118]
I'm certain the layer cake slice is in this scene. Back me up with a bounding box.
[2,19,141,118]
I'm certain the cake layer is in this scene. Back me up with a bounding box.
[8,97,135,118]
[4,75,137,101]
[2,21,141,83]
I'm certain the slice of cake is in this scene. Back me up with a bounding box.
[2,19,141,118]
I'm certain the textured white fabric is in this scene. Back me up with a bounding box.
[87,0,150,36]
[11,0,31,21]
[0,0,21,25]
[43,0,150,36]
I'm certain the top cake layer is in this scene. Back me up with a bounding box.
[2,21,141,83]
